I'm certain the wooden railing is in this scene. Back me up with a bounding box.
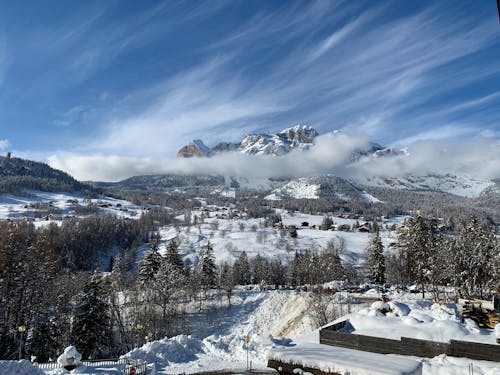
[320,320,500,362]
[35,358,147,374]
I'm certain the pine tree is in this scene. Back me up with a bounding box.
[233,251,251,285]
[320,241,344,283]
[199,241,217,288]
[152,262,184,338]
[219,262,236,306]
[252,254,269,285]
[268,259,286,288]
[366,231,385,284]
[165,239,184,272]
[454,217,496,298]
[71,273,111,359]
[397,215,437,297]
[320,216,333,230]
[138,236,162,284]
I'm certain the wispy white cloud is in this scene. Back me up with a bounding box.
[32,1,500,172]
[0,139,10,151]
[392,124,477,145]
[53,105,88,128]
[85,57,289,156]
[48,132,368,181]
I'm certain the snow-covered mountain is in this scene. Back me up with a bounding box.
[177,125,318,157]
[177,139,211,158]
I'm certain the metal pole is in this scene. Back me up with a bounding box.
[244,335,250,372]
[18,325,26,360]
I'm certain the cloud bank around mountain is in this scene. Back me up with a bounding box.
[48,132,500,183]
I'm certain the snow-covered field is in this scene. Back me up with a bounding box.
[156,210,402,267]
[0,190,142,222]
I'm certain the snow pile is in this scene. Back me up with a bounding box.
[269,343,422,375]
[423,354,500,374]
[57,345,82,367]
[123,332,289,372]
[0,360,45,375]
[124,335,203,366]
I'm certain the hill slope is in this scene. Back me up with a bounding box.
[0,156,92,194]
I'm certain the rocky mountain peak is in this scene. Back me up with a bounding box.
[177,139,210,158]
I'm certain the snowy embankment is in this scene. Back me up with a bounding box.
[124,290,314,373]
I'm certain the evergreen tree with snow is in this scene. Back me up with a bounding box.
[320,216,333,230]
[137,234,162,283]
[319,240,344,283]
[199,241,217,288]
[219,262,236,306]
[233,251,251,285]
[252,254,269,285]
[165,239,184,272]
[366,230,385,284]
[454,216,496,298]
[71,273,111,359]
[397,215,438,298]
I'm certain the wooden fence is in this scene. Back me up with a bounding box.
[35,358,147,374]
[320,320,500,362]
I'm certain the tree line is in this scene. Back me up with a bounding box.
[0,208,173,361]
[365,214,500,300]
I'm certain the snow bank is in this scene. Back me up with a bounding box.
[124,335,203,366]
[269,343,422,375]
[123,332,286,372]
[0,360,45,375]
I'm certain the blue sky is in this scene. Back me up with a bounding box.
[0,0,499,179]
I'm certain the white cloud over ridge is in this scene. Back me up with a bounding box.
[48,132,500,183]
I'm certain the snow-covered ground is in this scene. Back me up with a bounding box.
[359,174,494,198]
[3,290,500,374]
[155,210,402,267]
[0,190,142,223]
[265,179,321,200]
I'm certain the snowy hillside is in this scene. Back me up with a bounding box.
[265,176,381,203]
[0,155,91,194]
[265,178,321,200]
[152,210,401,267]
[0,190,141,221]
[358,173,494,198]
